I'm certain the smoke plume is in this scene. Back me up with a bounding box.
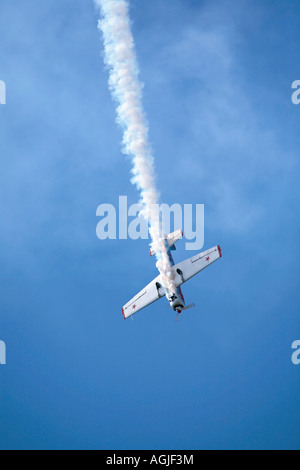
[95,0,176,293]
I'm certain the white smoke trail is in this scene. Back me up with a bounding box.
[95,0,176,293]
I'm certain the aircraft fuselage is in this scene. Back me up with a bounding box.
[165,244,185,314]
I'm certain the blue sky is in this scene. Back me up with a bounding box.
[0,0,299,450]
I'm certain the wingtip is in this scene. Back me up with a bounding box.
[121,307,126,319]
[217,245,222,258]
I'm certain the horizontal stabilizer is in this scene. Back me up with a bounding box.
[150,229,183,256]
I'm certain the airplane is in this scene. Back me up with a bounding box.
[122,229,222,319]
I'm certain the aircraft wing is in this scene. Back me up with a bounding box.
[122,274,165,319]
[173,245,222,287]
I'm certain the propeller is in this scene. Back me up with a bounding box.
[182,303,195,311]
[174,303,195,321]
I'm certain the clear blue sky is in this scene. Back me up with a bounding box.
[0,0,299,450]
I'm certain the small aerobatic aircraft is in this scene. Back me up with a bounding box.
[122,229,222,319]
